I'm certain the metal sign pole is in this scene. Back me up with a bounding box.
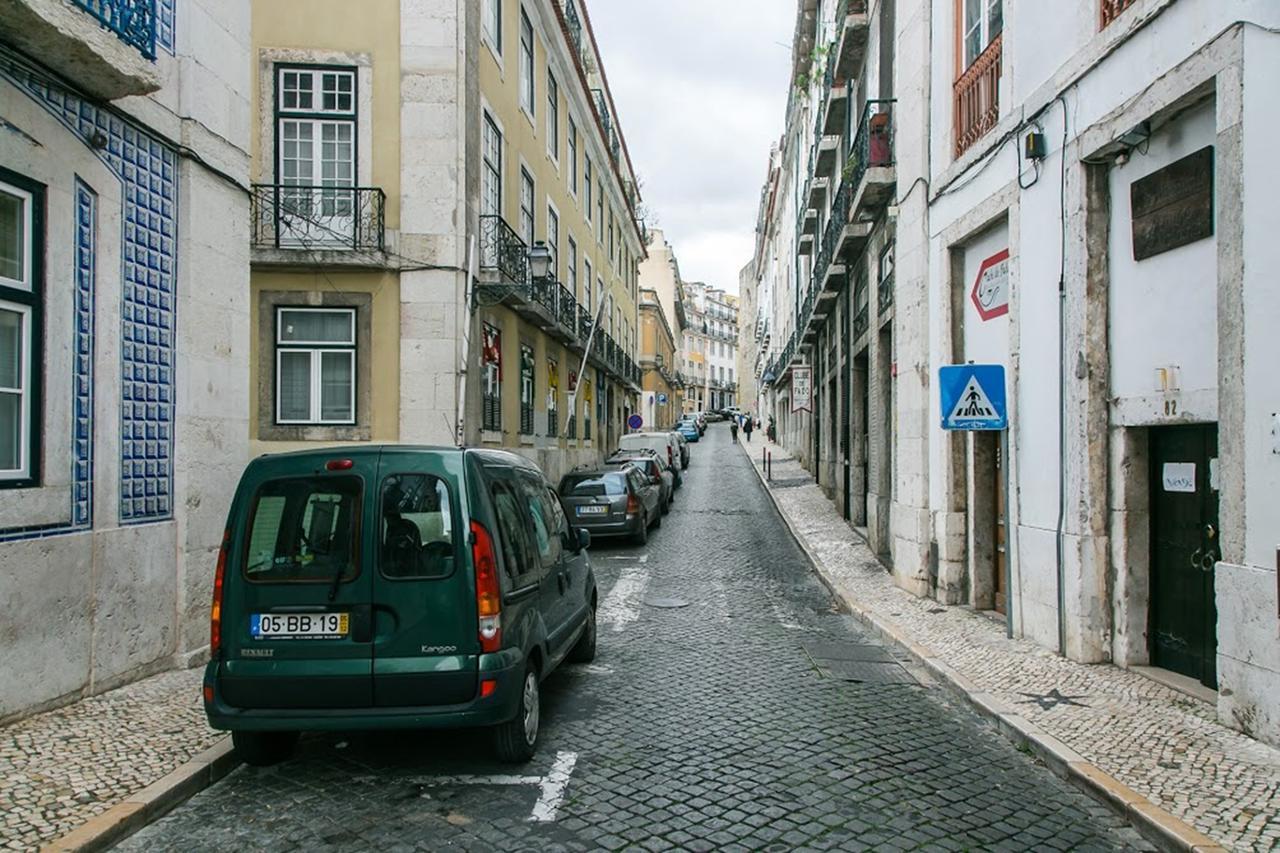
[564,295,611,438]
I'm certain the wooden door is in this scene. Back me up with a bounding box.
[1149,424,1219,689]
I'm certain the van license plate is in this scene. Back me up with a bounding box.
[251,613,348,640]
[577,506,608,515]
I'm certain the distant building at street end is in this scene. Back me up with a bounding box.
[638,288,682,430]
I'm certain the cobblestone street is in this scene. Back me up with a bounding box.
[120,426,1150,852]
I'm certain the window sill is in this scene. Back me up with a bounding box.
[519,435,535,447]
[480,430,503,444]
[258,424,371,443]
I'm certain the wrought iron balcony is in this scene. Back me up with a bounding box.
[563,0,584,54]
[578,306,594,340]
[530,276,558,316]
[557,282,577,331]
[954,34,1002,158]
[878,269,894,315]
[813,177,853,291]
[252,184,386,252]
[71,0,156,60]
[479,214,529,285]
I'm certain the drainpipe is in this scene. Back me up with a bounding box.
[456,235,478,447]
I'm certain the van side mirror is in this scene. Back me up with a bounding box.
[577,528,591,551]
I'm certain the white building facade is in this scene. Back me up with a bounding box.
[0,0,251,719]
[753,0,1280,747]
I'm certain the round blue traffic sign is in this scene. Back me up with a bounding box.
[627,414,644,430]
[657,393,668,404]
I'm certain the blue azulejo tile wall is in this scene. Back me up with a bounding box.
[0,48,178,536]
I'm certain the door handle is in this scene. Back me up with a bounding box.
[1190,548,1202,570]
[1201,550,1219,573]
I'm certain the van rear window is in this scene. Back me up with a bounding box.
[559,472,628,498]
[243,477,361,583]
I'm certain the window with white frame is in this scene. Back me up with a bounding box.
[567,119,578,195]
[547,205,560,278]
[482,114,502,218]
[0,174,40,486]
[276,308,356,424]
[963,0,1002,68]
[519,168,535,247]
[482,0,501,54]
[546,70,560,161]
[596,183,603,242]
[567,238,578,298]
[583,258,593,312]
[583,157,593,220]
[276,66,356,234]
[519,10,535,116]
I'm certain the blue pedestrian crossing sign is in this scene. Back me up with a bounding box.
[940,364,1007,431]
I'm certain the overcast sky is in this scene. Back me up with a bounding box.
[588,1,794,295]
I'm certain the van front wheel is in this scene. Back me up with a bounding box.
[493,664,540,763]
[232,730,298,767]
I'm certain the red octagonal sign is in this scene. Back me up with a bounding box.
[971,248,1010,321]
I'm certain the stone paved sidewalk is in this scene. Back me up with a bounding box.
[0,668,221,850]
[754,442,1280,852]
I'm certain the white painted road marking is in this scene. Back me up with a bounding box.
[529,750,578,822]
[599,560,650,632]
[405,750,580,823]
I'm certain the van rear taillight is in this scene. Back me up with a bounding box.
[667,446,673,466]
[471,520,502,653]
[210,529,229,658]
[626,494,640,515]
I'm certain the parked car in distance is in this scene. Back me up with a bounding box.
[204,446,597,768]
[618,431,683,486]
[676,421,700,443]
[678,414,703,436]
[669,430,690,469]
[558,463,662,545]
[705,412,725,423]
[607,450,674,513]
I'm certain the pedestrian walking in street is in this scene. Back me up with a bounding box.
[743,414,754,442]
[767,415,777,443]
[730,416,739,441]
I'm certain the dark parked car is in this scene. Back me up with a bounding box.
[204,446,597,767]
[607,450,674,514]
[558,464,662,545]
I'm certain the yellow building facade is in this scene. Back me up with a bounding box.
[247,0,644,479]
[639,289,682,430]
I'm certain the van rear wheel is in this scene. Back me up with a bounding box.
[493,664,540,763]
[232,730,298,767]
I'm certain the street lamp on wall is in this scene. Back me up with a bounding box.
[528,241,552,280]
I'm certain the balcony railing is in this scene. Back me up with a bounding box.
[252,185,386,252]
[530,277,558,316]
[1100,0,1138,28]
[479,214,529,285]
[878,271,894,315]
[578,306,594,340]
[814,177,853,289]
[557,283,577,330]
[954,34,1002,159]
[72,0,156,60]
[563,0,583,54]
[849,99,896,186]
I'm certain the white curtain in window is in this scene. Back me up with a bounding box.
[280,310,353,344]
[278,350,311,421]
[320,351,354,421]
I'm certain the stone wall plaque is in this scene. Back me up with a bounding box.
[1130,145,1214,261]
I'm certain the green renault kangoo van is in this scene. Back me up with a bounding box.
[203,446,597,765]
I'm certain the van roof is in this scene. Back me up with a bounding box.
[251,444,539,471]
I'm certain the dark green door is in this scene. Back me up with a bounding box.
[1149,424,1219,689]
[371,449,477,707]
